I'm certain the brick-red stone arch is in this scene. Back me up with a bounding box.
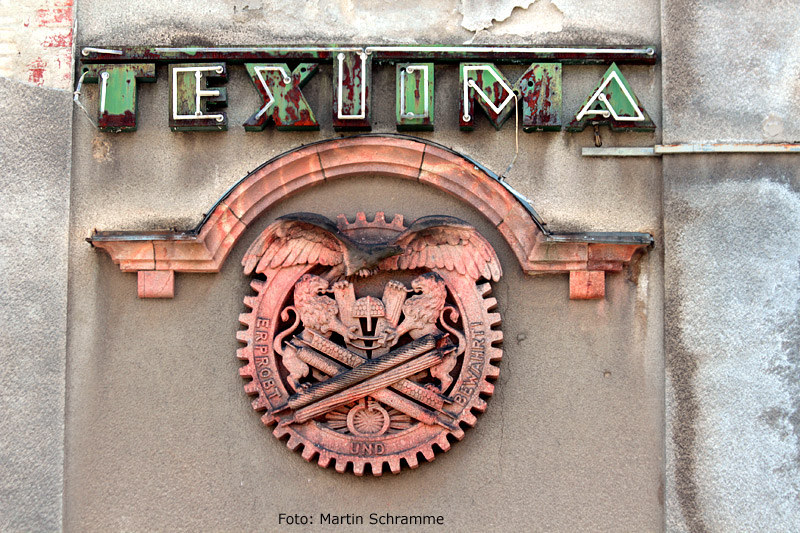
[90,135,650,299]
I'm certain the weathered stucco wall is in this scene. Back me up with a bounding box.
[0,79,72,530]
[662,0,800,143]
[664,156,800,532]
[63,0,664,531]
[662,1,800,531]
[0,0,74,529]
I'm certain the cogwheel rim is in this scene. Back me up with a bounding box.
[237,272,502,476]
[236,212,503,476]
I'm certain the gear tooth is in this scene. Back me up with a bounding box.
[421,446,435,461]
[251,396,267,411]
[487,313,501,327]
[436,434,451,451]
[461,412,477,427]
[353,462,367,476]
[404,452,419,469]
[334,459,348,474]
[489,330,503,345]
[271,421,288,436]
[488,347,503,363]
[485,364,500,378]
[480,382,495,395]
[370,460,384,477]
[239,359,255,374]
[236,347,252,362]
[477,282,492,297]
[387,457,401,474]
[484,297,498,311]
[286,435,302,451]
[356,212,367,223]
[318,452,332,468]
[336,214,349,229]
[301,446,317,462]
[243,380,259,394]
[375,212,386,224]
[250,279,265,292]
[238,313,253,326]
[450,427,465,440]
[472,398,487,412]
[243,296,257,309]
[236,330,251,343]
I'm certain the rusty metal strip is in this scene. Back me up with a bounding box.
[582,144,800,156]
[582,146,657,157]
[80,45,657,65]
[333,51,371,130]
[656,143,800,154]
[546,232,653,245]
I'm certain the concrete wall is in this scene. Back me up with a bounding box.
[0,77,72,531]
[0,1,73,529]
[662,2,800,531]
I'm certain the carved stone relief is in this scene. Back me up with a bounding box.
[237,212,503,475]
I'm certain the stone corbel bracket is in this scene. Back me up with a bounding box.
[88,134,653,299]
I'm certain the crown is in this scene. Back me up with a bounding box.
[336,212,407,234]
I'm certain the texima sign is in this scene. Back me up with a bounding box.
[77,45,656,134]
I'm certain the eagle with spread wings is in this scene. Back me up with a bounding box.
[242,212,502,281]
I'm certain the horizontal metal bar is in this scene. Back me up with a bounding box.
[547,232,654,245]
[88,231,197,242]
[366,45,656,64]
[80,45,658,65]
[583,144,800,157]
[582,147,656,157]
[655,143,800,154]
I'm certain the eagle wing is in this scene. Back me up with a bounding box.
[379,215,502,281]
[242,213,345,275]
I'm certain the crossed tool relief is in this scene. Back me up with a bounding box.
[271,273,462,433]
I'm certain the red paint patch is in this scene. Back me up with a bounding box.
[28,58,47,86]
[36,8,72,26]
[42,29,72,48]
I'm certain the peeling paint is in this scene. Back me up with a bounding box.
[91,135,111,161]
[0,0,73,90]
[458,0,564,34]
[459,0,536,32]
[762,114,784,140]
[488,0,564,35]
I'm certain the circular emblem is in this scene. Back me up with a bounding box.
[237,212,503,475]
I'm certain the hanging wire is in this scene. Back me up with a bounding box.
[499,91,520,181]
[73,71,99,130]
